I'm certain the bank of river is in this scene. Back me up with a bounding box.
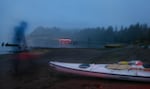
[0,48,150,89]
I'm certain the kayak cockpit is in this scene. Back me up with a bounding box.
[79,63,90,68]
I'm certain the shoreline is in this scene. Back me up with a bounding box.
[0,48,150,89]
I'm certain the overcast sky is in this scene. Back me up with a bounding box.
[1,0,150,42]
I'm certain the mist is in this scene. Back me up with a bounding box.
[27,23,150,48]
[1,0,150,52]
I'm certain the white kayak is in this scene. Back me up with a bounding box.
[49,61,150,82]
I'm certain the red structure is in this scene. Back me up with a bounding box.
[59,38,72,45]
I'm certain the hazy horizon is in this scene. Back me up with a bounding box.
[1,0,150,50]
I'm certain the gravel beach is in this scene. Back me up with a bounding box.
[0,48,150,89]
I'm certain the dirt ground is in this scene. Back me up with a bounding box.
[0,48,150,89]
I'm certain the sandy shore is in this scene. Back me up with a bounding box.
[0,48,150,89]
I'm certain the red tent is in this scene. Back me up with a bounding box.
[59,38,72,44]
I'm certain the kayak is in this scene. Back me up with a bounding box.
[49,61,150,82]
[104,44,124,48]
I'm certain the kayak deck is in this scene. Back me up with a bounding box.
[49,61,150,77]
[49,61,150,82]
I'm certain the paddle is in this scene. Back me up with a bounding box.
[1,42,19,47]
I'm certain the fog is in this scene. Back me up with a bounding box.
[27,23,150,48]
[1,0,150,53]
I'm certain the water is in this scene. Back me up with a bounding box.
[0,46,12,54]
[0,42,105,54]
[27,39,105,48]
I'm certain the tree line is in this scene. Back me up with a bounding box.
[73,23,150,45]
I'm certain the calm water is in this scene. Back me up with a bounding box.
[0,47,12,54]
[0,42,105,54]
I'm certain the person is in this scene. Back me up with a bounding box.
[12,21,28,75]
[13,21,28,52]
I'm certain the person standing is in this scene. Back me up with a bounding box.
[13,21,28,52]
[12,21,28,75]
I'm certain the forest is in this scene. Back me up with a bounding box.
[29,23,150,47]
[73,23,150,45]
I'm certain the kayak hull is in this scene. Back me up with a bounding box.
[49,61,150,82]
